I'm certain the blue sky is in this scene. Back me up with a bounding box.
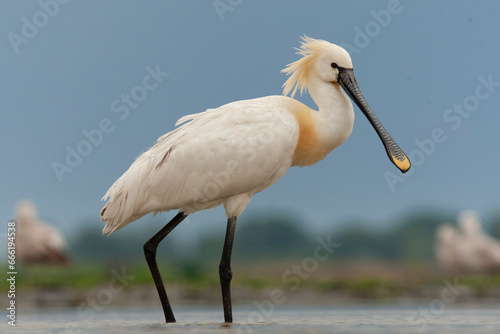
[1,1,500,244]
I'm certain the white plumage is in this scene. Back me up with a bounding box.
[435,223,461,272]
[101,97,304,234]
[100,37,411,234]
[99,36,411,323]
[15,200,71,266]
[435,210,500,274]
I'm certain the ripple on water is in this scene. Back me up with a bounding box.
[2,305,500,334]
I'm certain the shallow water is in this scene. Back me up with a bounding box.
[3,305,500,333]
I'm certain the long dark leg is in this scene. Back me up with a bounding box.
[144,212,187,323]
[219,216,237,323]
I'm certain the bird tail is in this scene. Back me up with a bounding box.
[101,202,143,236]
[100,168,149,235]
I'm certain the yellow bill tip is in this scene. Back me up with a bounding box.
[392,154,411,173]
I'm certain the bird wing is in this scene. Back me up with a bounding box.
[101,96,299,234]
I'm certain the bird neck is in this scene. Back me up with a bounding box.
[308,76,355,152]
[288,77,355,167]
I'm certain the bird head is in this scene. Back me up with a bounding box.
[15,200,37,223]
[282,37,352,97]
[458,210,482,235]
[282,36,411,174]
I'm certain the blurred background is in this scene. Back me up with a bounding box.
[1,0,500,312]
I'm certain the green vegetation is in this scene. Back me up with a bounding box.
[67,207,500,266]
[1,264,108,290]
[5,207,500,299]
[70,208,463,264]
[3,261,500,301]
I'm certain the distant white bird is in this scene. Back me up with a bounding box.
[457,210,500,273]
[435,210,500,274]
[15,200,71,266]
[101,36,410,323]
[435,223,461,272]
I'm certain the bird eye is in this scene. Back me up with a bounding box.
[331,62,338,69]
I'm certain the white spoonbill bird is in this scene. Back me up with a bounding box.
[15,200,71,266]
[435,211,500,274]
[456,210,500,273]
[435,223,461,272]
[100,36,411,323]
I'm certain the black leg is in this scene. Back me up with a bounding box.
[143,212,187,323]
[219,216,237,323]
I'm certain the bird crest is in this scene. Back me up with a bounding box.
[281,36,332,98]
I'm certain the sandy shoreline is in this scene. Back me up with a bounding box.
[7,282,500,313]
